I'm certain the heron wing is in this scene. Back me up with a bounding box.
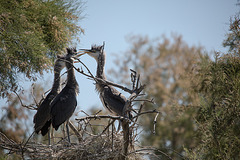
[100,86,126,116]
[33,91,56,134]
[50,86,77,130]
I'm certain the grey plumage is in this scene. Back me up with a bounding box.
[33,56,65,136]
[80,45,132,119]
[50,48,79,133]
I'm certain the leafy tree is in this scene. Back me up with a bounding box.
[110,34,205,159]
[223,16,240,57]
[186,14,240,159]
[0,0,83,97]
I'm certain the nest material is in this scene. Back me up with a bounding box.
[0,130,144,160]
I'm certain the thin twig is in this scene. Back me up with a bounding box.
[76,115,130,122]
[31,83,38,106]
[153,112,160,135]
[13,91,36,110]
[132,109,159,119]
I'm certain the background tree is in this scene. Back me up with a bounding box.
[186,14,240,159]
[0,0,83,97]
[110,34,205,159]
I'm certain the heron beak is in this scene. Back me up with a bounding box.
[73,51,87,63]
[78,49,93,54]
[75,52,86,57]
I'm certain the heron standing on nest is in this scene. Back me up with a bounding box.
[79,44,132,120]
[50,48,84,143]
[33,55,65,144]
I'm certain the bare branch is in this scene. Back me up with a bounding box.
[153,112,160,135]
[76,115,130,122]
[68,120,82,142]
[13,91,36,110]
[31,83,38,105]
[132,109,159,119]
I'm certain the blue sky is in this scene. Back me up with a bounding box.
[74,0,238,114]
[1,1,238,121]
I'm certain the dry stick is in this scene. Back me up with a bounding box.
[128,148,173,160]
[136,74,140,89]
[153,112,160,135]
[132,109,159,119]
[119,70,145,160]
[76,115,130,122]
[31,84,38,106]
[133,102,144,124]
[87,120,115,145]
[13,91,36,110]
[111,122,114,151]
[121,93,137,159]
[0,132,17,146]
[80,110,90,117]
[130,69,137,90]
[130,110,160,128]
[68,120,82,142]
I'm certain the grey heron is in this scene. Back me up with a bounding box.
[50,47,82,143]
[79,45,132,120]
[33,56,65,138]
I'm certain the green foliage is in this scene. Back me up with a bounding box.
[223,16,240,57]
[185,10,240,159]
[187,54,240,159]
[0,0,83,97]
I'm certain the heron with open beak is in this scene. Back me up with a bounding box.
[78,44,132,120]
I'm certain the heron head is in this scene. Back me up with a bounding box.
[55,55,66,70]
[78,44,104,61]
[66,47,77,58]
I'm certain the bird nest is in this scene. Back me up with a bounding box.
[0,132,127,159]
[0,113,157,160]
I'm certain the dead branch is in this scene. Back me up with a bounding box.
[76,115,130,122]
[13,91,36,110]
[128,147,173,160]
[68,120,82,142]
[153,112,160,135]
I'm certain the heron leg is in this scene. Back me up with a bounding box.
[117,120,121,132]
[66,121,71,143]
[62,124,66,138]
[48,130,51,145]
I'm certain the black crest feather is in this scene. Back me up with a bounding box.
[91,45,103,52]
[66,47,77,55]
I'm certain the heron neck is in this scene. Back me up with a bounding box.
[66,62,79,92]
[51,68,61,94]
[96,53,106,80]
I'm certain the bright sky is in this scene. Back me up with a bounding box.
[1,1,238,122]
[75,0,238,114]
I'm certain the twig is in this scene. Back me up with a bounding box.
[68,120,82,142]
[73,57,95,79]
[80,110,90,117]
[76,115,130,122]
[13,91,36,110]
[132,109,159,119]
[130,69,137,90]
[31,83,38,105]
[128,148,173,160]
[132,98,154,103]
[153,112,160,135]
[134,102,144,124]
